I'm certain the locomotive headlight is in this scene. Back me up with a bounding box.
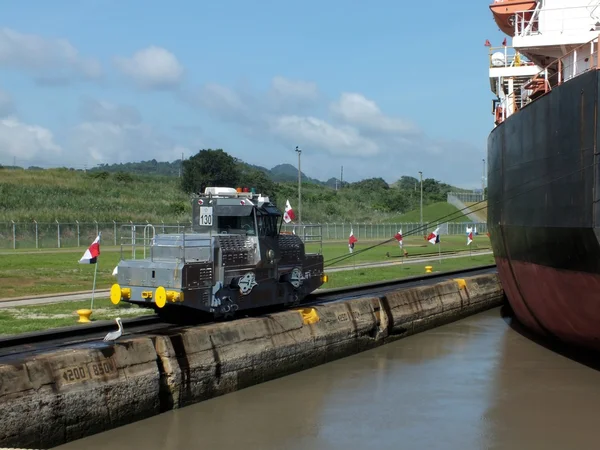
[268,249,275,260]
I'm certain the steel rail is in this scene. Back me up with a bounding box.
[0,264,497,357]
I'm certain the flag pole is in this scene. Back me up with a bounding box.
[91,259,98,311]
[90,232,101,311]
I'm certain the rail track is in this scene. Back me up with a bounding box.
[0,249,493,308]
[0,264,497,359]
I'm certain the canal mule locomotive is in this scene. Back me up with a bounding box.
[110,187,326,320]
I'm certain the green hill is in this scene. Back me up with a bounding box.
[0,150,479,225]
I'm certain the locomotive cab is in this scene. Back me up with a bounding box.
[110,186,325,319]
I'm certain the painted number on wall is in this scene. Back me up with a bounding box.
[199,207,213,226]
[88,360,116,379]
[62,366,88,383]
[60,358,117,386]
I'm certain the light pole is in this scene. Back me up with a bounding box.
[418,171,423,228]
[482,158,486,200]
[295,146,302,224]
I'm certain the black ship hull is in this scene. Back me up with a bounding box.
[487,67,600,352]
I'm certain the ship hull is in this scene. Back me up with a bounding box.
[488,68,600,352]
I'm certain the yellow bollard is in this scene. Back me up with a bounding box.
[425,265,433,273]
[297,307,320,325]
[76,309,93,323]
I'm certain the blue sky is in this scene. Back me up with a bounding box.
[0,0,508,188]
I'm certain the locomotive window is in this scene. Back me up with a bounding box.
[257,215,278,237]
[217,214,256,235]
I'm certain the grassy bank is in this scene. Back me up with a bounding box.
[0,254,495,335]
[0,168,474,225]
[0,234,491,299]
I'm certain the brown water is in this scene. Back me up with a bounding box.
[54,307,600,450]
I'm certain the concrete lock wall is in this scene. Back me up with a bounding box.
[0,273,504,449]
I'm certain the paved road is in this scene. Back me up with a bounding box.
[0,250,493,308]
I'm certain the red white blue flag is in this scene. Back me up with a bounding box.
[79,235,100,264]
[283,199,296,223]
[427,228,440,245]
[466,226,473,245]
[394,229,403,247]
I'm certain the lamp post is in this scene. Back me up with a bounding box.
[418,171,423,228]
[296,146,302,224]
[482,158,486,200]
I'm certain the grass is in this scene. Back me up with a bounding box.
[0,168,189,223]
[0,298,153,335]
[0,234,491,299]
[382,202,470,223]
[323,253,495,288]
[0,254,495,335]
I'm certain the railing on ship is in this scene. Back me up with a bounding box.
[488,46,535,69]
[514,5,600,38]
[496,35,600,125]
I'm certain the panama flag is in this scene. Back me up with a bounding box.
[466,226,473,245]
[427,228,440,245]
[79,235,100,264]
[283,199,296,223]
[348,229,357,253]
[394,229,403,247]
[349,229,357,245]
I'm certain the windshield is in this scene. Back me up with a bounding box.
[217,214,256,235]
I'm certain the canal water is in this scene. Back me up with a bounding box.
[54,307,600,449]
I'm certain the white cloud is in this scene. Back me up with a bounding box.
[68,99,190,165]
[194,83,256,124]
[0,89,14,117]
[183,76,485,187]
[268,115,379,157]
[0,117,62,164]
[114,46,184,89]
[267,76,319,111]
[0,27,102,84]
[79,98,141,125]
[330,93,417,134]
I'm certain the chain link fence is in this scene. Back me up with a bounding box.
[0,220,489,250]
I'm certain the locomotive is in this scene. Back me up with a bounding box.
[110,186,326,320]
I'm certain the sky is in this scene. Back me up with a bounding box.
[0,0,509,188]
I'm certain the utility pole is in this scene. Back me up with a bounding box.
[340,165,343,188]
[179,152,183,178]
[419,171,423,228]
[296,146,302,224]
[482,158,486,200]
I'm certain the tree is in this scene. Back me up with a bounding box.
[239,166,276,196]
[181,149,241,193]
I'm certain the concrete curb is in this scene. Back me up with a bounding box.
[0,272,505,449]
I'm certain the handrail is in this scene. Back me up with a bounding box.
[514,4,600,37]
[528,34,599,93]
[488,46,536,68]
[494,34,600,125]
